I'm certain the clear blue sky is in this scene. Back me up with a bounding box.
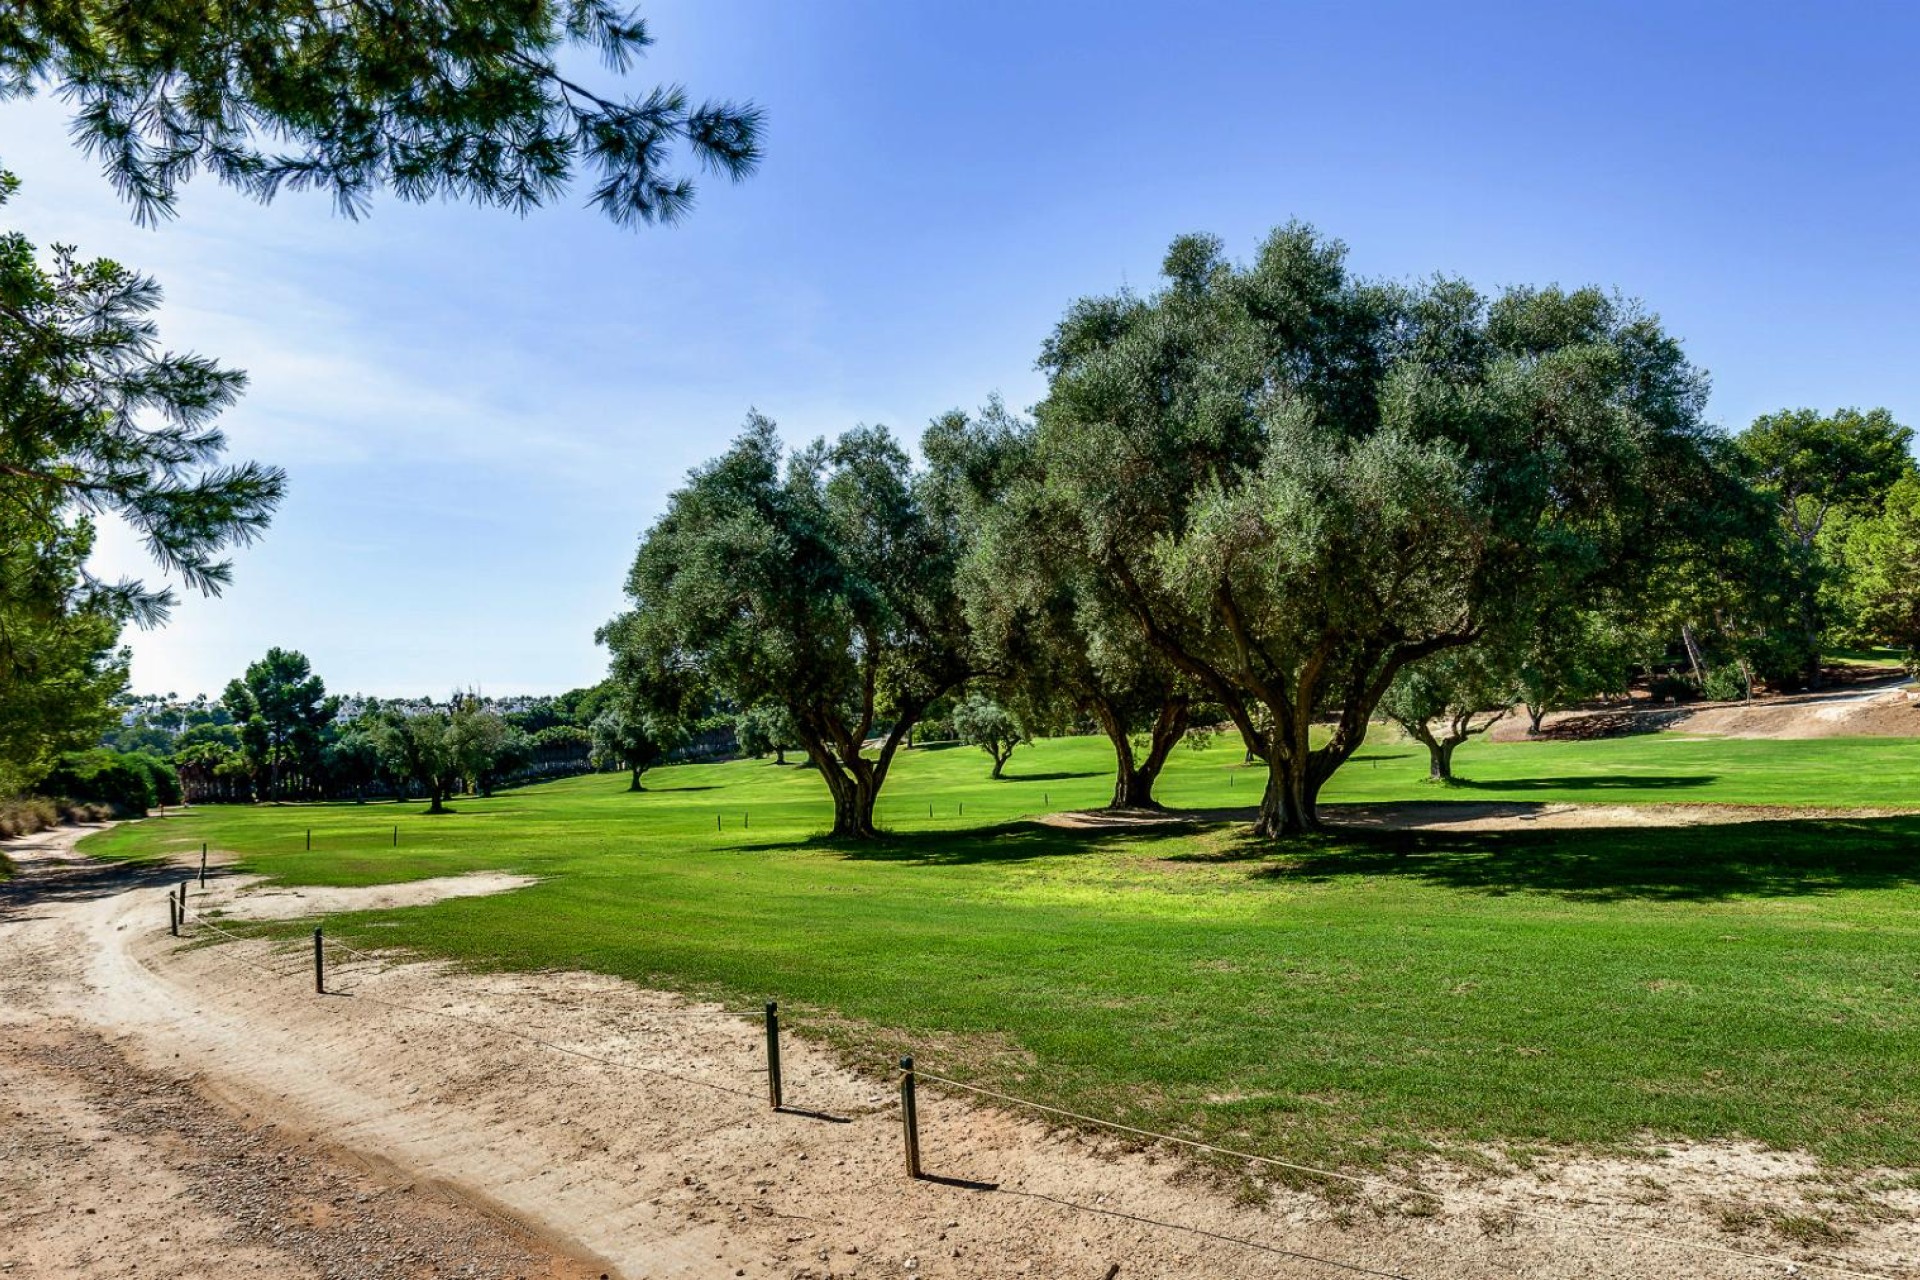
[6,1,1916,698]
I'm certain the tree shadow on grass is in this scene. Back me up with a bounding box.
[1230,817,1920,903]
[766,819,1207,867]
[1450,774,1717,792]
[998,770,1106,783]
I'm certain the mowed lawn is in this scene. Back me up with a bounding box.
[86,732,1920,1177]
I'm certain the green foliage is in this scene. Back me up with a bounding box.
[223,648,337,799]
[0,508,128,796]
[1031,224,1718,833]
[1838,472,1920,670]
[1737,407,1916,681]
[601,415,970,837]
[88,734,1920,1175]
[0,172,284,625]
[370,707,460,813]
[2,1,762,227]
[1381,649,1516,781]
[950,693,1028,778]
[588,701,679,790]
[448,697,513,796]
[930,398,1194,808]
[40,747,177,813]
[732,702,800,764]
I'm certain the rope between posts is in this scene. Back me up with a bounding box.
[172,901,764,1099]
[911,1071,1895,1280]
[168,897,1888,1280]
[995,1186,1413,1280]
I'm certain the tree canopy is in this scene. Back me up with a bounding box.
[1,169,284,628]
[222,647,336,800]
[1027,224,1720,834]
[601,415,970,837]
[2,1,762,226]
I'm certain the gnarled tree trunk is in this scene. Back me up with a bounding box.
[1094,695,1189,810]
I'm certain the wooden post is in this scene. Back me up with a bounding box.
[306,828,312,851]
[392,824,398,847]
[179,878,189,923]
[899,1055,921,1179]
[717,814,722,832]
[312,927,325,994]
[744,811,750,830]
[764,1001,783,1110]
[199,843,208,886]
[169,891,179,937]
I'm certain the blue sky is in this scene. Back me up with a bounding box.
[5,1,1917,698]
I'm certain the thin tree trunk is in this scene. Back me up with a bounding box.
[990,750,1007,779]
[1526,704,1546,735]
[628,767,644,792]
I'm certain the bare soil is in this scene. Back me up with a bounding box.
[4,823,1918,1279]
[1489,672,1919,743]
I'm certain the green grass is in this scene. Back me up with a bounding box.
[1827,645,1912,669]
[84,731,1920,1180]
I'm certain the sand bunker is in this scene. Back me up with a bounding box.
[215,870,539,920]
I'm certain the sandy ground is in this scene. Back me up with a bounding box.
[5,823,1919,1280]
[1488,674,1919,743]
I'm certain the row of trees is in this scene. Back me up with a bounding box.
[148,649,643,809]
[602,227,1919,838]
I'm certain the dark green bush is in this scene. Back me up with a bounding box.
[39,749,180,814]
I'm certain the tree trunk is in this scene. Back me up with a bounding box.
[427,787,445,815]
[1428,738,1459,782]
[1526,704,1546,735]
[1252,755,1322,836]
[826,772,879,838]
[1110,759,1152,809]
[628,767,644,792]
[1680,623,1707,687]
[774,745,786,766]
[990,749,1007,779]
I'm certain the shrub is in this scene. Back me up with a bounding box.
[1700,665,1749,703]
[0,795,59,839]
[38,748,178,815]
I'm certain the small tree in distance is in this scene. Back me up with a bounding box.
[371,708,460,814]
[952,694,1028,779]
[591,702,681,791]
[1381,650,1517,783]
[734,703,800,765]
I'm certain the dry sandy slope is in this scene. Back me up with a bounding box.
[4,824,1919,1280]
[1489,674,1919,743]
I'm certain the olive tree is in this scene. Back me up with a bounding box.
[589,700,679,790]
[1381,648,1517,782]
[602,416,969,838]
[928,403,1193,810]
[1034,225,1717,835]
[951,694,1027,779]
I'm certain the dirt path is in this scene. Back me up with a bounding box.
[1488,673,1919,742]
[4,824,1918,1279]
